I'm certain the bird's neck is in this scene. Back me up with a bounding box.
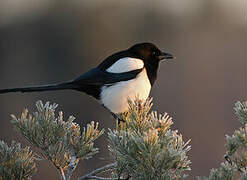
[145,62,159,86]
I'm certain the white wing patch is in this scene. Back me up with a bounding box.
[106,57,144,73]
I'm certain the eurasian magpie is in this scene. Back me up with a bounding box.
[0,43,174,115]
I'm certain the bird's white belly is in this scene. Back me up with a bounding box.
[100,69,151,114]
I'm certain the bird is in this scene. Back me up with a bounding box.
[0,42,174,116]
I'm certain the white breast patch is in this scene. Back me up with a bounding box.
[106,57,144,73]
[100,68,151,114]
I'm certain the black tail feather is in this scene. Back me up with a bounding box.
[0,81,75,94]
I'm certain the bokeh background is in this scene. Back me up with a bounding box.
[1,0,247,179]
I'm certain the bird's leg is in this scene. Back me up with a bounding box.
[111,112,125,129]
[110,112,118,120]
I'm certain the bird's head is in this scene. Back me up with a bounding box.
[128,42,174,64]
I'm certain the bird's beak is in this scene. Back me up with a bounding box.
[158,52,175,61]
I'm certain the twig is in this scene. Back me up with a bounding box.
[58,150,78,180]
[79,176,120,180]
[65,150,78,180]
[78,162,118,180]
[60,167,66,180]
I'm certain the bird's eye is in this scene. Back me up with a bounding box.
[152,51,156,55]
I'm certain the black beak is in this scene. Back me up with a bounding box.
[158,52,175,61]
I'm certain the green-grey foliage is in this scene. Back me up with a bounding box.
[197,101,247,180]
[5,98,247,180]
[197,162,237,180]
[234,101,247,125]
[10,100,104,179]
[0,140,37,180]
[108,99,191,180]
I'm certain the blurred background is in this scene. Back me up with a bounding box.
[1,0,247,179]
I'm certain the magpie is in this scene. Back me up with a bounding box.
[0,43,174,115]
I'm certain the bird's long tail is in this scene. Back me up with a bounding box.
[0,81,75,94]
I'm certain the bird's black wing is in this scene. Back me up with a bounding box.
[72,67,143,86]
[0,68,142,95]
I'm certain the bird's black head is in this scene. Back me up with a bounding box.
[128,42,174,85]
[128,42,174,63]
